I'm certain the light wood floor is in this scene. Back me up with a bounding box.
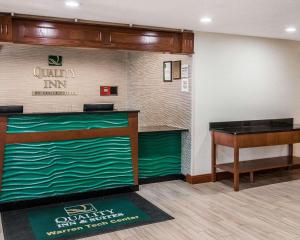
[2,169,300,240]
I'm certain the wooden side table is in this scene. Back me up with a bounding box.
[210,119,300,191]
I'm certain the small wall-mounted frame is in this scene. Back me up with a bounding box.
[100,86,118,96]
[163,61,172,82]
[172,61,181,80]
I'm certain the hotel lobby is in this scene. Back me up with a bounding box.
[1,0,300,239]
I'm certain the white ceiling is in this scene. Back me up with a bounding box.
[1,0,300,41]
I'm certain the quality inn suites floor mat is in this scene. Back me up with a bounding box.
[1,192,173,240]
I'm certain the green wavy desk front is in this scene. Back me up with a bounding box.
[138,131,182,178]
[0,112,138,203]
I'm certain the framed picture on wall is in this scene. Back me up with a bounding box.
[163,61,172,82]
[172,60,181,80]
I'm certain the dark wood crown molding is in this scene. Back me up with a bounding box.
[0,13,194,54]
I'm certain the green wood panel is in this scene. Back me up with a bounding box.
[138,131,181,178]
[0,136,134,203]
[7,113,128,133]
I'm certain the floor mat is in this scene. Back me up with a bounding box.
[1,192,173,240]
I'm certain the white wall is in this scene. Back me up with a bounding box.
[192,32,300,175]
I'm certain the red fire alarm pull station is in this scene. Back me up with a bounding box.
[100,86,111,96]
[100,86,118,96]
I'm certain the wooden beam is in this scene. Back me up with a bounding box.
[128,112,139,185]
[211,131,217,182]
[5,127,130,144]
[214,132,234,147]
[236,131,300,148]
[233,143,240,191]
[0,117,7,190]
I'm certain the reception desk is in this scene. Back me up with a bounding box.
[0,110,139,208]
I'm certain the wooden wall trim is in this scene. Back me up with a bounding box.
[0,117,8,191]
[186,165,300,185]
[186,172,231,184]
[5,127,130,144]
[186,173,211,184]
[128,112,139,185]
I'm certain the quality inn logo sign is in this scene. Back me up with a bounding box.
[64,204,98,216]
[32,55,77,96]
[55,203,124,229]
[48,55,63,66]
[29,198,150,240]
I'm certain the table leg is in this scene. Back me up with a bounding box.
[211,132,217,182]
[288,144,293,169]
[233,146,240,191]
[250,172,254,183]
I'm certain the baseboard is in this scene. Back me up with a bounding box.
[139,174,185,185]
[186,165,300,185]
[186,172,231,184]
[186,173,211,184]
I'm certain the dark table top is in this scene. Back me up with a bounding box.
[0,109,140,117]
[211,124,300,135]
[210,118,300,135]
